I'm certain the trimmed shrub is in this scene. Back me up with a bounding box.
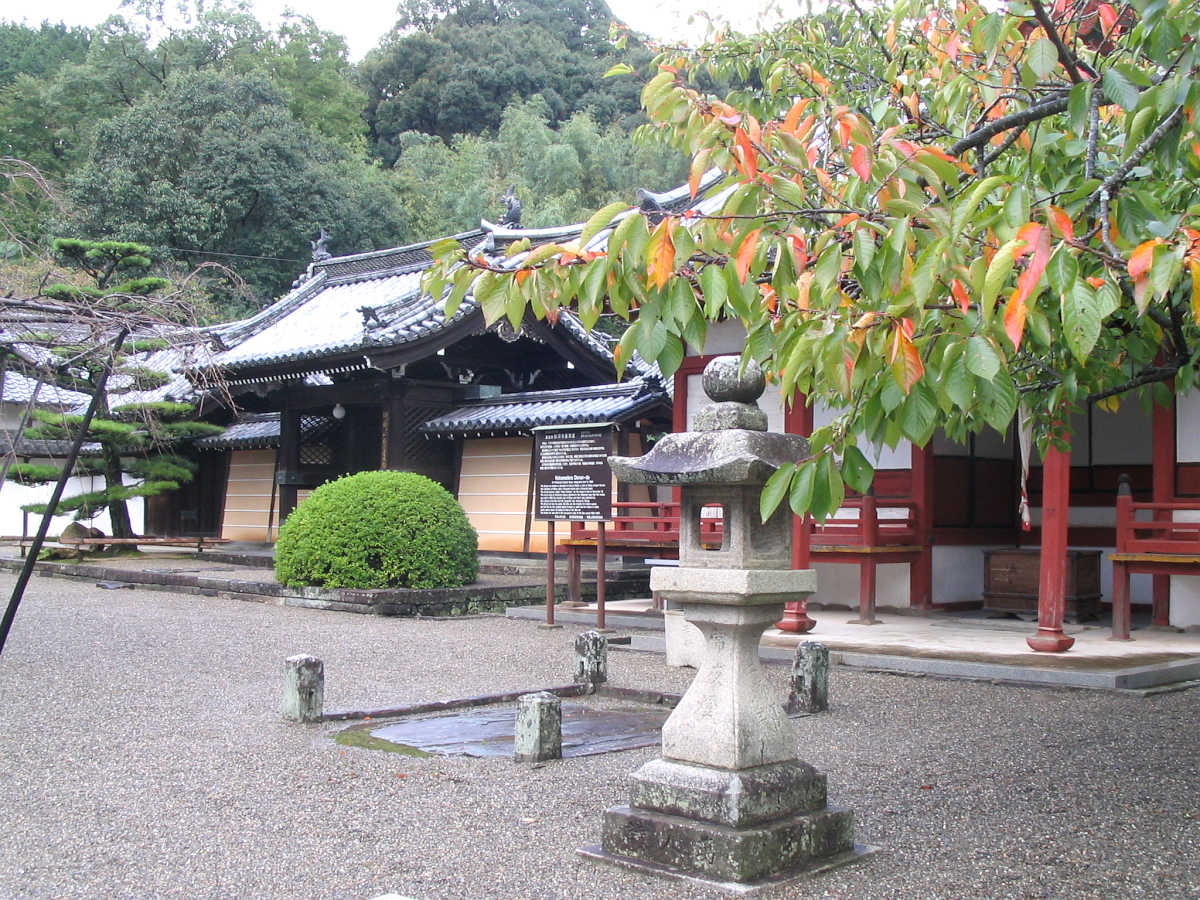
[274,471,478,590]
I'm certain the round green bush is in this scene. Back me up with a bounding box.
[274,471,478,590]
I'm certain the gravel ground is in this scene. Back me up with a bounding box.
[0,571,1196,900]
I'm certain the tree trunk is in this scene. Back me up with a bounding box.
[102,442,135,540]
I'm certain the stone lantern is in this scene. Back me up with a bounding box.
[582,356,859,888]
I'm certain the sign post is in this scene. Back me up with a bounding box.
[534,424,613,627]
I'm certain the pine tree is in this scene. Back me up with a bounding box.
[8,239,222,540]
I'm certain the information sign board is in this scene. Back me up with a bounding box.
[534,424,612,522]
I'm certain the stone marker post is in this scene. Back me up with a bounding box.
[582,356,858,888]
[514,691,562,763]
[282,654,324,723]
[574,630,608,687]
[786,641,830,715]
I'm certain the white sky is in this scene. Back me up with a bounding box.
[0,0,792,61]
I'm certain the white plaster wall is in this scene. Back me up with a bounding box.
[1028,506,1116,527]
[0,467,144,537]
[1176,389,1200,462]
[693,320,749,356]
[1092,401,1152,464]
[687,373,784,434]
[810,560,911,609]
[813,402,911,469]
[1168,577,1200,628]
[932,545,996,606]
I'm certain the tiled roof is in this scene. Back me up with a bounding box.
[1,369,89,409]
[210,232,483,376]
[418,379,669,437]
[194,411,340,450]
[194,412,281,450]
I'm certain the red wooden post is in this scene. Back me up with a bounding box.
[1027,440,1076,652]
[777,398,816,633]
[567,544,582,606]
[596,521,606,630]
[909,443,935,609]
[1151,389,1175,627]
[545,520,556,626]
[850,492,880,625]
[1111,480,1134,640]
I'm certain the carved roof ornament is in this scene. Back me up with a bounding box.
[310,227,332,263]
[499,186,522,227]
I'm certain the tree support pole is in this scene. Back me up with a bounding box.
[1027,438,1075,652]
[0,328,128,658]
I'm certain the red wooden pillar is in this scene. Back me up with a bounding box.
[1027,439,1076,652]
[777,398,816,633]
[1151,388,1175,627]
[909,442,935,609]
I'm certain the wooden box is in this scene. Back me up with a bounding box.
[982,548,1102,620]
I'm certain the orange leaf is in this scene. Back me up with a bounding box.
[515,270,532,285]
[1098,3,1118,35]
[734,128,758,180]
[1014,222,1045,257]
[951,278,970,313]
[1128,239,1163,281]
[796,272,813,310]
[837,115,853,147]
[759,283,778,313]
[783,98,812,135]
[646,217,677,291]
[853,311,877,330]
[1004,290,1029,351]
[735,227,762,284]
[744,114,762,145]
[790,232,808,272]
[1086,276,1106,289]
[1047,206,1075,242]
[851,144,871,181]
[845,350,857,385]
[835,213,860,228]
[890,326,924,394]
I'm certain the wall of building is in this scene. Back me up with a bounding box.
[218,449,277,542]
[1171,392,1200,626]
[457,436,546,553]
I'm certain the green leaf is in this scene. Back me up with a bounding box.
[700,264,728,318]
[899,382,938,444]
[604,62,634,78]
[788,459,817,517]
[966,335,1001,380]
[580,202,630,248]
[1046,246,1078,295]
[1063,280,1101,362]
[978,369,1018,433]
[1027,38,1059,79]
[761,462,795,522]
[944,351,973,409]
[1102,66,1140,110]
[657,334,684,378]
[982,238,1020,322]
[841,445,874,495]
[1068,81,1091,135]
[505,285,526,330]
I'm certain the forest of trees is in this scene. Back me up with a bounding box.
[0,0,686,316]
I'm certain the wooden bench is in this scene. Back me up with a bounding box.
[1110,479,1200,640]
[7,535,231,558]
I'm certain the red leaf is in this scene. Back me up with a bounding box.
[1005,225,1052,352]
[951,278,970,313]
[736,228,762,283]
[851,144,871,180]
[1098,3,1118,35]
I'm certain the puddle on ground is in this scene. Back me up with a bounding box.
[337,701,668,759]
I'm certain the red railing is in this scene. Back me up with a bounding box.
[568,494,918,549]
[1115,492,1200,554]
